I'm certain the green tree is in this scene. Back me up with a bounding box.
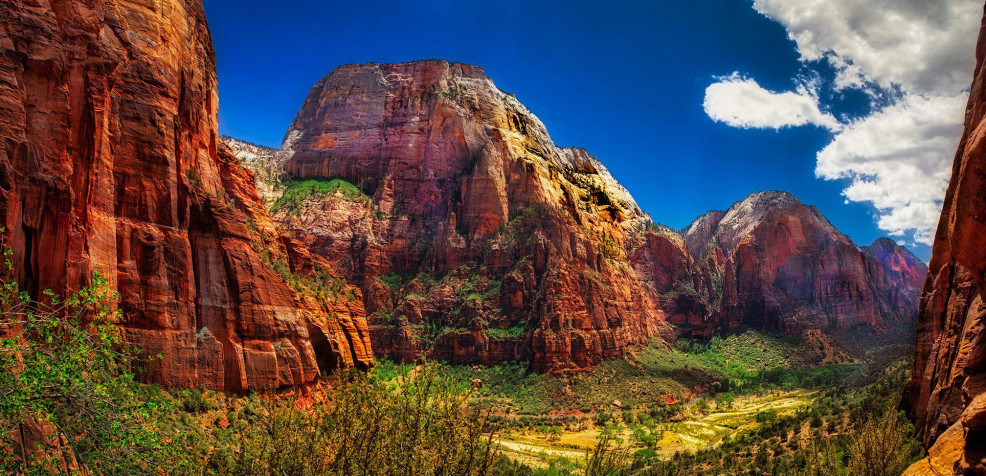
[0,261,181,474]
[846,407,917,476]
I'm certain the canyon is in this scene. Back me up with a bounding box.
[0,0,371,392]
[231,60,926,372]
[2,0,925,390]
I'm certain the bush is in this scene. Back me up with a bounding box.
[271,178,367,214]
[847,407,920,476]
[212,363,497,475]
[0,266,184,473]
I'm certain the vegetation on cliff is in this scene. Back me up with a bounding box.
[0,253,495,474]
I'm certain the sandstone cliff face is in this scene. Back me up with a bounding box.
[258,60,925,372]
[269,60,679,372]
[0,0,371,391]
[904,5,986,473]
[683,191,926,336]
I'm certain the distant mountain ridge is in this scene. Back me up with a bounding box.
[681,190,925,336]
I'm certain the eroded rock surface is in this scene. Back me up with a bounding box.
[0,0,371,392]
[267,61,683,372]
[684,191,926,336]
[904,5,986,473]
[262,60,925,372]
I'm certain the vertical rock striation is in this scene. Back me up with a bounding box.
[272,60,676,372]
[683,191,925,336]
[267,60,925,372]
[0,0,371,392]
[904,4,986,474]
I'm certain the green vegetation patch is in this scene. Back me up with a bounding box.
[271,178,367,214]
[488,325,526,339]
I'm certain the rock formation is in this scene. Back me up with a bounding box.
[0,0,371,392]
[259,60,925,372]
[268,60,679,372]
[903,4,986,473]
[683,191,926,336]
[0,0,927,389]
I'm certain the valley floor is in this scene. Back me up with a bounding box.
[496,389,815,468]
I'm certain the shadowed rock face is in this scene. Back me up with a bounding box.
[0,0,371,392]
[683,191,926,335]
[272,60,677,372]
[904,4,986,474]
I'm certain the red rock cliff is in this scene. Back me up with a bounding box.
[270,60,678,372]
[262,60,925,372]
[904,4,986,473]
[0,0,371,392]
[683,191,925,336]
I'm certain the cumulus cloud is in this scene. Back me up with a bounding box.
[704,0,979,245]
[703,74,840,131]
[816,94,965,244]
[753,0,979,95]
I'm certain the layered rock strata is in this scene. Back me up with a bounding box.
[0,0,371,392]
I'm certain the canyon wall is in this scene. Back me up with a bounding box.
[904,4,986,474]
[0,0,371,392]
[261,60,925,371]
[683,191,925,337]
[270,61,679,372]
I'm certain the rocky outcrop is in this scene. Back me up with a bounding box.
[260,60,925,372]
[683,191,926,335]
[269,60,677,372]
[904,4,986,473]
[0,0,371,392]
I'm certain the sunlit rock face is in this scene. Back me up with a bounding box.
[684,191,925,335]
[0,0,371,392]
[269,60,925,372]
[272,60,679,372]
[904,5,986,474]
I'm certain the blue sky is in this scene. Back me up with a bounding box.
[203,0,979,261]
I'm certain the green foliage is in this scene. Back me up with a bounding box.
[596,234,622,261]
[259,249,350,302]
[0,267,183,474]
[271,178,367,214]
[754,408,778,423]
[440,87,463,101]
[378,272,406,293]
[676,329,861,393]
[847,407,921,476]
[211,363,496,475]
[185,168,203,188]
[488,325,526,339]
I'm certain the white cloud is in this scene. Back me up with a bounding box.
[815,93,965,244]
[705,0,979,245]
[703,74,841,131]
[753,0,980,95]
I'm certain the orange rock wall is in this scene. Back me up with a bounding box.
[0,0,371,392]
[904,4,986,473]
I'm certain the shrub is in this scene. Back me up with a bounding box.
[271,178,367,214]
[847,407,920,476]
[0,265,184,473]
[212,363,497,475]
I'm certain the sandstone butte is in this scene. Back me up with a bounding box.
[256,59,926,373]
[0,0,372,393]
[903,3,986,474]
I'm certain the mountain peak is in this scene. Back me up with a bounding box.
[739,190,803,209]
